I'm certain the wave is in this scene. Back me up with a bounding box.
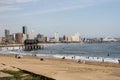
[0,45,120,64]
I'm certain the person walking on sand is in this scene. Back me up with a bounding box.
[107,52,110,56]
[102,58,104,62]
[62,56,65,59]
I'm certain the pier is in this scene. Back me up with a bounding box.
[24,39,44,51]
[0,40,44,51]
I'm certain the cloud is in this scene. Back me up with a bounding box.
[15,0,38,3]
[0,0,38,3]
[22,4,93,16]
[0,4,93,18]
[21,0,115,16]
[0,0,117,17]
[0,6,21,12]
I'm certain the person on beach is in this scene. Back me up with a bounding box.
[15,54,23,59]
[71,56,75,59]
[40,58,44,61]
[15,54,17,58]
[102,58,104,62]
[62,56,65,59]
[108,52,110,56]
[118,59,120,64]
[77,59,85,64]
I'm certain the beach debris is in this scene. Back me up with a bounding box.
[1,63,6,65]
[76,59,86,64]
[32,54,37,56]
[62,56,65,59]
[15,54,23,59]
[118,59,120,64]
[77,59,80,63]
[40,58,44,61]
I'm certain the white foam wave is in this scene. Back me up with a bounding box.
[0,47,119,64]
[47,54,119,64]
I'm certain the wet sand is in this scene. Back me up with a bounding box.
[0,54,120,80]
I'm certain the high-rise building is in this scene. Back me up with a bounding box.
[37,33,45,42]
[54,32,59,42]
[28,30,35,39]
[67,36,72,42]
[37,34,44,38]
[71,32,82,42]
[45,37,49,42]
[63,35,68,42]
[22,26,27,34]
[15,33,24,44]
[4,29,16,44]
[5,29,10,37]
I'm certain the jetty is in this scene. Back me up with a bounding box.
[24,39,44,51]
[0,39,44,51]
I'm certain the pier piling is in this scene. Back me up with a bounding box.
[24,39,44,51]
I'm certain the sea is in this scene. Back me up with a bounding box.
[0,42,120,63]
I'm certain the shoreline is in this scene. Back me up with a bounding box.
[0,42,120,64]
[0,51,120,64]
[0,53,120,66]
[0,54,120,80]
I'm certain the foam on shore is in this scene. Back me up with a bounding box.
[36,54,119,64]
[0,46,120,64]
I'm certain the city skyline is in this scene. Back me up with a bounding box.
[0,0,120,38]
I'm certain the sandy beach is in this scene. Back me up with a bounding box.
[0,54,120,80]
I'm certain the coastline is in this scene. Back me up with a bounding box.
[0,42,120,64]
[0,47,119,64]
[0,54,120,80]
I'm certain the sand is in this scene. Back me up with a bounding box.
[0,54,120,80]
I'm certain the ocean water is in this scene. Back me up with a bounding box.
[0,42,120,63]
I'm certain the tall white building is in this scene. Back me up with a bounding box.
[71,32,81,42]
[28,30,35,39]
[54,32,59,42]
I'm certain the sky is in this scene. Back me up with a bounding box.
[0,0,120,38]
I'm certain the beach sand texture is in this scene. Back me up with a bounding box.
[0,54,120,80]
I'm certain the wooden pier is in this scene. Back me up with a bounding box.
[0,40,44,51]
[24,39,44,51]
[24,44,44,51]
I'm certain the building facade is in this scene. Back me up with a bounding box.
[28,30,35,39]
[36,33,45,42]
[67,36,72,42]
[22,26,27,34]
[5,29,10,37]
[54,32,59,42]
[71,33,81,42]
[15,33,24,44]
